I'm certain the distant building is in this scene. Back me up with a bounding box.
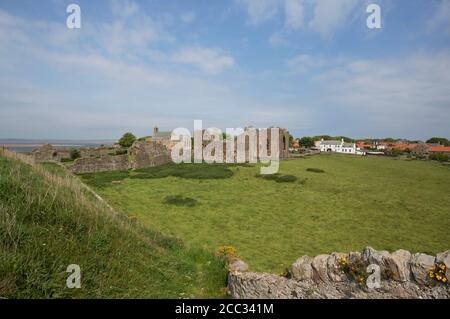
[428,146,450,154]
[319,139,365,155]
[147,126,179,150]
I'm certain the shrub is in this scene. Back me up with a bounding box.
[256,173,298,183]
[164,195,198,207]
[61,158,73,163]
[338,256,368,286]
[114,149,128,156]
[306,168,324,173]
[429,153,449,162]
[216,245,238,264]
[118,132,136,148]
[276,175,297,183]
[261,174,280,181]
[428,263,448,284]
[69,148,81,160]
[385,148,403,157]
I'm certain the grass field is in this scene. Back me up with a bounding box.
[80,154,450,273]
[0,150,226,298]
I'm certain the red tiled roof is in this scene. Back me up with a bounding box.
[428,146,450,153]
[391,143,417,151]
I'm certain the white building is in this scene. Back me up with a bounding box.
[319,139,365,155]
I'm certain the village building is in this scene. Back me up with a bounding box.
[146,126,190,151]
[319,139,366,155]
[427,145,450,154]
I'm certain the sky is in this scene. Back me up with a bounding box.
[0,0,449,140]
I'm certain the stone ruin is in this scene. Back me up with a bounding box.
[68,154,130,174]
[31,144,71,162]
[30,126,292,173]
[227,247,450,299]
[31,141,172,174]
[128,140,171,170]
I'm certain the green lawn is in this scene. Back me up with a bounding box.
[0,152,226,298]
[80,154,450,273]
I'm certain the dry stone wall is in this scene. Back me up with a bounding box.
[227,247,450,299]
[69,154,129,174]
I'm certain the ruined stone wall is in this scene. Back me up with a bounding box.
[227,247,450,299]
[32,144,71,162]
[69,154,129,174]
[129,141,171,169]
[79,147,115,158]
[31,141,172,173]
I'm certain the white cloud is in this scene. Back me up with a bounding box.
[111,0,140,18]
[284,0,305,30]
[238,0,360,38]
[286,54,327,73]
[308,0,358,37]
[426,0,450,36]
[238,0,282,25]
[172,47,235,74]
[95,2,175,57]
[310,52,450,137]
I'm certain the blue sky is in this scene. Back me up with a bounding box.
[0,0,449,140]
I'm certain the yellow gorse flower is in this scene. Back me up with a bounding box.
[428,263,448,284]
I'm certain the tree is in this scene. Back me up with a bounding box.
[411,143,428,159]
[69,148,81,160]
[118,132,136,148]
[426,137,450,146]
[299,136,315,148]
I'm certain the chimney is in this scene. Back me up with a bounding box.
[153,126,159,136]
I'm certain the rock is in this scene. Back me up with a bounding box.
[411,253,435,285]
[291,256,313,281]
[363,246,390,267]
[228,259,249,273]
[348,251,362,263]
[327,253,348,282]
[311,254,330,283]
[436,250,450,279]
[387,250,412,282]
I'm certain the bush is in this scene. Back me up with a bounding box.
[114,149,128,156]
[385,148,403,157]
[69,148,81,160]
[164,195,198,207]
[260,173,280,181]
[276,175,297,183]
[306,168,324,173]
[429,153,449,162]
[118,132,136,148]
[256,173,298,183]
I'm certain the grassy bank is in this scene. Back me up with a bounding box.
[80,154,450,273]
[0,149,226,298]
